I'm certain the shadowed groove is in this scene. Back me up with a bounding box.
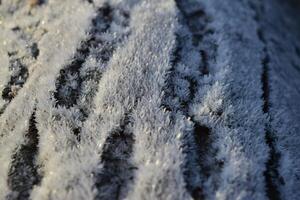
[6,112,41,200]
[162,1,216,199]
[54,3,114,108]
[2,58,28,102]
[249,1,282,199]
[94,115,136,200]
[52,3,135,198]
[190,124,211,200]
[53,3,131,141]
[28,0,45,7]
[200,50,209,75]
[0,32,40,116]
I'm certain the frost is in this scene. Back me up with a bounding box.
[0,0,299,200]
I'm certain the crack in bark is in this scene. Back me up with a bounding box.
[262,53,270,113]
[94,115,136,200]
[200,50,209,75]
[263,129,285,200]
[162,1,216,199]
[249,1,282,199]
[188,123,211,200]
[295,46,300,58]
[53,3,130,141]
[6,112,41,200]
[293,46,300,73]
[54,4,114,108]
[28,0,45,7]
[2,57,29,102]
[0,28,40,116]
[53,4,135,198]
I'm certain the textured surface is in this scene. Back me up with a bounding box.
[0,0,299,199]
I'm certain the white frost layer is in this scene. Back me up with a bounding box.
[0,0,299,199]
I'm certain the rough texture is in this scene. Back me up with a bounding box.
[0,0,299,200]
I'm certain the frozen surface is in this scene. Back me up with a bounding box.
[0,0,299,199]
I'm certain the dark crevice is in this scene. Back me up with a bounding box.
[54,59,85,108]
[2,58,29,102]
[6,112,41,200]
[0,107,5,116]
[264,130,284,200]
[249,1,282,199]
[53,3,130,140]
[1,38,40,115]
[295,46,300,57]
[162,1,216,199]
[294,46,300,72]
[85,0,94,4]
[73,127,82,142]
[257,28,266,44]
[262,54,270,113]
[31,43,40,59]
[170,36,182,66]
[54,3,114,108]
[200,50,209,75]
[29,0,45,7]
[193,124,212,177]
[186,123,212,200]
[94,115,136,200]
[11,26,21,32]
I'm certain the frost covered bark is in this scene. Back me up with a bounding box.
[0,0,299,200]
